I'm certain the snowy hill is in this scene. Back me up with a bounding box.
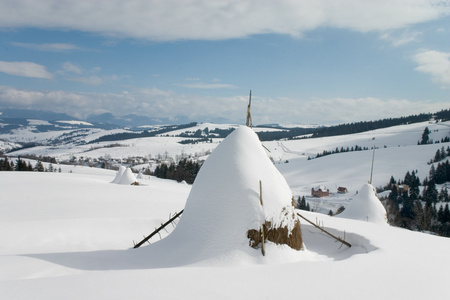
[1,160,450,299]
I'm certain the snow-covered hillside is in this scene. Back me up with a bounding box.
[2,147,450,299]
[3,120,450,213]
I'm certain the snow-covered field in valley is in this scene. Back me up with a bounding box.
[1,120,450,299]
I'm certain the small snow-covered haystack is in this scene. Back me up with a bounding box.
[112,166,137,185]
[337,183,388,225]
[164,126,302,261]
[112,166,126,183]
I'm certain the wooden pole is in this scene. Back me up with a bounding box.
[369,147,375,184]
[296,212,351,248]
[259,180,265,256]
[133,209,184,249]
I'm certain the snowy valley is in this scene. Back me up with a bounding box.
[1,117,450,299]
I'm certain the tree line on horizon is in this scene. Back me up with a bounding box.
[257,109,450,141]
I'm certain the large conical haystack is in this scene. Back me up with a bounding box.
[337,183,388,225]
[163,126,302,261]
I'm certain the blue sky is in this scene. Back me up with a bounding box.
[0,0,449,125]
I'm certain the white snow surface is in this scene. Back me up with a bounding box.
[147,126,301,265]
[2,169,450,299]
[2,121,450,299]
[337,184,388,225]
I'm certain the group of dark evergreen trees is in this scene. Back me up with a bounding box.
[419,127,450,145]
[311,145,371,159]
[152,158,201,184]
[296,196,311,211]
[0,157,60,173]
[383,153,450,236]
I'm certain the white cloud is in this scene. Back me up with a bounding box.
[67,76,103,86]
[379,29,422,47]
[0,0,448,41]
[413,49,450,87]
[10,42,84,52]
[1,86,448,125]
[181,83,237,89]
[58,62,109,86]
[61,62,83,75]
[0,61,53,79]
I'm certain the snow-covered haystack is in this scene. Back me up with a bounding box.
[112,166,126,183]
[337,183,388,225]
[161,126,302,262]
[112,166,137,185]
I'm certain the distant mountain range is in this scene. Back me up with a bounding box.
[0,108,191,129]
[0,109,231,128]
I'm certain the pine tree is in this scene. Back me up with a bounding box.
[400,192,415,220]
[0,157,13,171]
[420,127,430,145]
[423,180,438,205]
[429,165,436,182]
[443,204,450,223]
[413,200,424,231]
[434,148,442,162]
[439,188,449,202]
[14,157,27,171]
[35,161,45,172]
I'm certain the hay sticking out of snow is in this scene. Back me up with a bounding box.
[248,206,303,251]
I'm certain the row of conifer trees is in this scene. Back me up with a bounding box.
[152,158,201,184]
[0,157,60,172]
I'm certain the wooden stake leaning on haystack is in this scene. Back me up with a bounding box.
[296,212,351,248]
[133,210,184,248]
[259,180,266,256]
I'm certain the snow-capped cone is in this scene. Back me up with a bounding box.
[337,183,388,225]
[112,166,137,185]
[112,166,126,183]
[163,126,302,261]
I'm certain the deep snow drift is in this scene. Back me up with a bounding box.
[337,183,388,225]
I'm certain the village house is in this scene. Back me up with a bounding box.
[311,185,329,197]
[337,186,348,194]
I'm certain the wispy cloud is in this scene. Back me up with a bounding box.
[181,78,237,89]
[380,29,422,47]
[10,42,85,52]
[57,62,109,86]
[413,49,450,88]
[0,0,448,41]
[0,61,53,79]
[182,83,237,89]
[60,62,83,75]
[66,76,103,86]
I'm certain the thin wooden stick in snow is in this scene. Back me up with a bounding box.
[297,212,351,248]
